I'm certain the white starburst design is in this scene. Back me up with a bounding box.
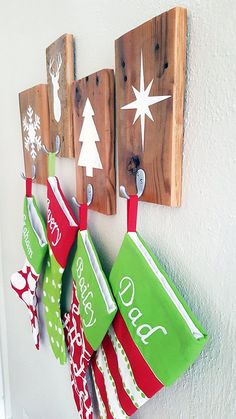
[121,50,171,151]
[23,105,42,160]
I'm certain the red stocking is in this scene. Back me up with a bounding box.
[63,281,94,418]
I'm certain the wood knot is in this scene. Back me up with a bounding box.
[127,155,140,175]
[75,86,81,103]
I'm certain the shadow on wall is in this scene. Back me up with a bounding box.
[0,350,5,419]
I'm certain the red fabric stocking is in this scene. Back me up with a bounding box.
[11,262,40,349]
[63,281,94,418]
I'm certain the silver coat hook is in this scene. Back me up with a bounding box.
[21,164,36,180]
[86,184,93,206]
[120,168,146,199]
[72,184,93,208]
[42,135,61,155]
[72,196,80,208]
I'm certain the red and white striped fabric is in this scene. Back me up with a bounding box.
[91,312,163,418]
[63,281,94,418]
[91,195,207,418]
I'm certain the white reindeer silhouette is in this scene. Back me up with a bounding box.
[49,53,62,122]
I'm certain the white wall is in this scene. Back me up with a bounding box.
[0,232,11,419]
[0,0,235,418]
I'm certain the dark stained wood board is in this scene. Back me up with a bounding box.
[115,7,187,206]
[46,33,74,158]
[73,69,116,215]
[19,84,50,185]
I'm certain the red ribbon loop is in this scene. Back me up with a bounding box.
[26,178,32,197]
[127,195,138,232]
[79,203,88,231]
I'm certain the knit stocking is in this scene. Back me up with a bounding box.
[11,178,47,349]
[43,175,78,364]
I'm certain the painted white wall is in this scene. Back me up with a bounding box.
[0,233,11,419]
[0,0,235,418]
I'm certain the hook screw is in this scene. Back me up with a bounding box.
[72,184,93,208]
[42,135,61,155]
[21,164,36,180]
[120,168,145,199]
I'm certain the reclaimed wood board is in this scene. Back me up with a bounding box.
[19,84,50,185]
[73,69,116,215]
[46,33,74,158]
[115,7,187,206]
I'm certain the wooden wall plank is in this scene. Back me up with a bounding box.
[115,7,187,206]
[73,69,116,215]
[46,33,74,158]
[19,84,50,185]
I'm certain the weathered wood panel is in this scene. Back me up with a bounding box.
[46,33,74,157]
[73,69,116,215]
[116,7,187,206]
[19,84,50,185]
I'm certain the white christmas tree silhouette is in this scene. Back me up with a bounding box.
[77,98,103,177]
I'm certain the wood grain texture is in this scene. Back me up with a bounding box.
[19,84,50,185]
[46,33,74,158]
[73,69,116,215]
[115,7,187,206]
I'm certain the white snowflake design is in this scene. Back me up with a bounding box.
[23,106,42,160]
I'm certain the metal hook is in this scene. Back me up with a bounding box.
[42,135,61,155]
[72,184,93,208]
[21,164,36,180]
[120,168,146,199]
[86,184,93,206]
